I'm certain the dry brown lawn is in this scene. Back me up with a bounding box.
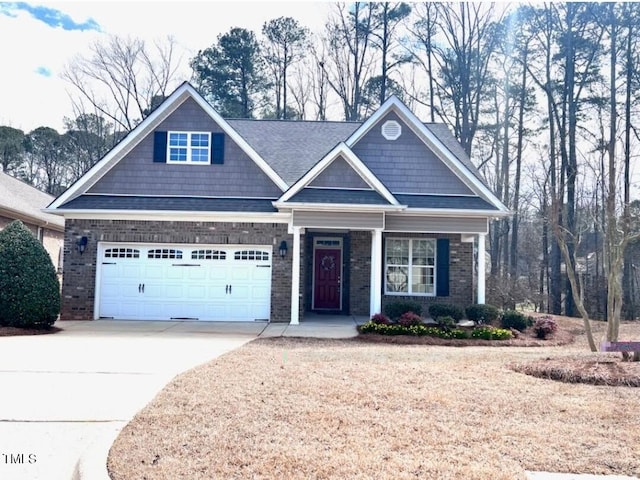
[108,316,640,480]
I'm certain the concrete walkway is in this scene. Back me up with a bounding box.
[0,320,262,480]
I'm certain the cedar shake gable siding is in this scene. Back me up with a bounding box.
[351,112,475,196]
[308,155,372,190]
[88,98,282,198]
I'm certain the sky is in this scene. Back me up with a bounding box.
[0,1,333,132]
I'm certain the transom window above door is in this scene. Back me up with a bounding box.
[167,132,211,164]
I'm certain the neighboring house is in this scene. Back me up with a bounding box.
[0,171,64,270]
[46,82,509,323]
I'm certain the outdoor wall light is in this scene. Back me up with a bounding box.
[76,236,88,255]
[279,240,288,259]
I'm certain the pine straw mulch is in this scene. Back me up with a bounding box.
[507,315,640,387]
[107,315,640,480]
[0,325,61,336]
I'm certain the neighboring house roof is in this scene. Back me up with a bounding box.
[0,172,64,230]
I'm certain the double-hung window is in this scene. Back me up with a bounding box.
[167,131,211,164]
[385,238,436,295]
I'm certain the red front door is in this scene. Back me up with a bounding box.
[313,248,341,310]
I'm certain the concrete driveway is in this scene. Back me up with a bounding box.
[0,320,263,480]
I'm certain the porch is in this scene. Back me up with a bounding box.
[287,224,487,325]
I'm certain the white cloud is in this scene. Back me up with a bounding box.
[0,1,333,132]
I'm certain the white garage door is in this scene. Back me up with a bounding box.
[97,243,272,321]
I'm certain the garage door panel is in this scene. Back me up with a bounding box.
[144,265,165,279]
[186,285,207,300]
[230,267,252,281]
[98,243,272,322]
[207,266,230,281]
[252,266,272,281]
[166,267,187,280]
[184,267,206,281]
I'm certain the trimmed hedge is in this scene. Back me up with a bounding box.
[0,220,60,328]
[428,303,464,321]
[500,310,532,331]
[465,304,501,325]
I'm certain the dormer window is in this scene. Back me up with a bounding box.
[167,131,211,164]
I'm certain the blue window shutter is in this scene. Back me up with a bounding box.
[153,131,167,163]
[436,238,450,296]
[211,133,225,164]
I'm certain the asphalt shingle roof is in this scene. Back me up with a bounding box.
[289,188,391,205]
[227,119,360,185]
[394,194,498,211]
[0,172,64,229]
[58,195,277,212]
[227,118,486,188]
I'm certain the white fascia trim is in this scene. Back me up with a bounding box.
[49,83,288,210]
[345,96,509,213]
[47,209,291,223]
[273,202,405,212]
[278,142,399,205]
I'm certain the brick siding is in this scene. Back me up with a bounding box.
[61,219,293,322]
[308,231,473,317]
[61,220,475,323]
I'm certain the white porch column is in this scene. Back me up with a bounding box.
[477,233,486,304]
[370,228,383,317]
[290,227,302,325]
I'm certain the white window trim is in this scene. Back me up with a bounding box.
[167,131,211,165]
[384,238,436,296]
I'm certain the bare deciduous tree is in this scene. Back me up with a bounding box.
[63,35,182,133]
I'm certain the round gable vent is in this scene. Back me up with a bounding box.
[381,120,402,140]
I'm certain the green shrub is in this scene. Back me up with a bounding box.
[465,304,501,325]
[471,326,512,340]
[359,321,495,340]
[428,303,464,321]
[500,310,529,331]
[0,220,60,328]
[384,300,422,320]
[398,311,422,327]
[435,315,456,331]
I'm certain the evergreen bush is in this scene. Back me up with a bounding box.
[428,303,464,321]
[383,300,422,320]
[0,220,60,328]
[500,309,529,331]
[465,304,501,325]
